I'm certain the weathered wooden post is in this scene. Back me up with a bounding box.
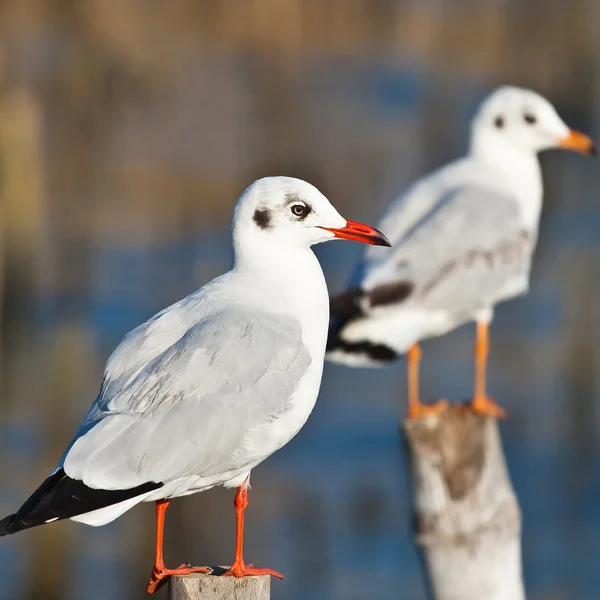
[403,406,525,600]
[168,574,270,600]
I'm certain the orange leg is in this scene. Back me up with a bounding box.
[223,482,283,579]
[406,344,447,419]
[145,499,211,594]
[471,321,506,418]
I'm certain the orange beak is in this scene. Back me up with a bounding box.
[559,130,597,156]
[319,219,391,247]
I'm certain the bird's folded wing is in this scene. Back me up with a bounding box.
[359,184,536,314]
[61,307,311,490]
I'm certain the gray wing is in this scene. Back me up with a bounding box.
[360,185,536,315]
[62,306,312,490]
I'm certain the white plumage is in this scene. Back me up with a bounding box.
[327,86,594,417]
[1,175,389,591]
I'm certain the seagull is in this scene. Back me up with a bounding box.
[327,86,595,419]
[0,176,390,594]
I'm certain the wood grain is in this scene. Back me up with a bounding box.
[169,574,270,600]
[404,406,524,600]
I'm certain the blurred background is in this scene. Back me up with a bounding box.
[0,1,599,599]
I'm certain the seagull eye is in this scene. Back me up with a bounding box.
[494,115,504,129]
[290,204,310,218]
[524,113,537,125]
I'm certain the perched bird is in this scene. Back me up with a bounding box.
[0,177,390,593]
[327,86,595,419]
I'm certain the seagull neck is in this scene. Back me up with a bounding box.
[469,132,543,227]
[470,131,539,172]
[233,239,329,349]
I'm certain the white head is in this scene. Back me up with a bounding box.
[231,177,389,266]
[470,86,595,160]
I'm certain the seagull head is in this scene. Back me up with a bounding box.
[470,86,596,158]
[232,177,390,255]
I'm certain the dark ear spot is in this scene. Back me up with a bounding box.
[369,281,414,307]
[253,208,271,230]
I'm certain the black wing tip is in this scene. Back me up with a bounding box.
[330,280,414,318]
[327,337,400,364]
[0,511,55,536]
[328,288,363,353]
[0,513,18,537]
[0,469,163,536]
[330,287,364,319]
[369,281,414,307]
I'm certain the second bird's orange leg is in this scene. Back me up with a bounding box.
[471,321,505,418]
[145,499,211,594]
[223,481,283,579]
[406,344,447,419]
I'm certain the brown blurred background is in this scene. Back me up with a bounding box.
[0,1,599,599]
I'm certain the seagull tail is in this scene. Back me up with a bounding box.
[0,469,163,536]
[327,288,399,368]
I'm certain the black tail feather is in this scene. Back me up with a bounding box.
[0,469,162,536]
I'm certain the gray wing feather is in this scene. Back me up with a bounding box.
[63,307,311,489]
[362,185,535,314]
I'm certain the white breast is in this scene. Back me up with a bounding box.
[234,249,330,461]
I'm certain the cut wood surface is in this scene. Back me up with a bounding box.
[404,406,525,600]
[168,573,270,600]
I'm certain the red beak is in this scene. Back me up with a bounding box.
[319,219,391,247]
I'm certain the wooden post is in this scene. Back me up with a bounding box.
[168,574,270,600]
[403,407,525,600]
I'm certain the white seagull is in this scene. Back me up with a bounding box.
[0,177,390,594]
[327,86,595,419]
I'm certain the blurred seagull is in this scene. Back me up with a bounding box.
[327,86,595,419]
[0,177,389,593]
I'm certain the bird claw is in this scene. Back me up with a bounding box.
[146,564,212,594]
[407,399,449,420]
[471,395,506,419]
[223,562,284,580]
